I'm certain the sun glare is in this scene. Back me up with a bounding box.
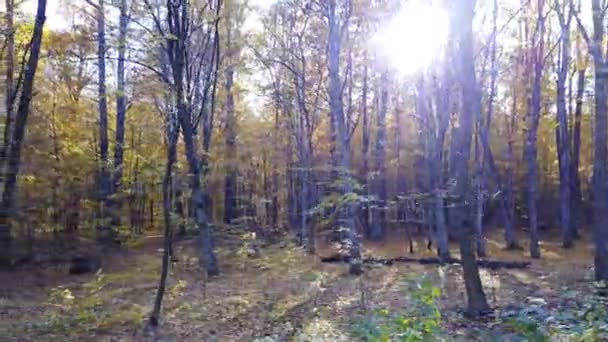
[371,1,449,75]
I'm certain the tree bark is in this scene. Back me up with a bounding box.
[149,111,178,328]
[1,0,15,179]
[453,0,490,315]
[555,3,573,248]
[223,23,238,224]
[0,0,47,266]
[589,0,608,280]
[369,70,388,241]
[112,0,129,228]
[361,58,370,236]
[92,0,113,243]
[570,66,585,234]
[525,0,546,259]
[327,0,361,275]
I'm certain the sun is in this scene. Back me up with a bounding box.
[371,1,449,75]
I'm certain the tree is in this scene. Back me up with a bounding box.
[86,0,113,242]
[144,0,223,276]
[0,0,47,265]
[112,0,130,228]
[525,0,546,259]
[452,0,490,315]
[368,69,388,241]
[554,0,574,248]
[1,0,15,179]
[325,0,362,274]
[223,0,239,225]
[573,0,608,280]
[570,29,586,237]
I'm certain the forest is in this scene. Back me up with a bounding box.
[2,0,608,340]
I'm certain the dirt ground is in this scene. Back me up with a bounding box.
[0,227,600,341]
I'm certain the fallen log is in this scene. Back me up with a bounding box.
[320,255,530,270]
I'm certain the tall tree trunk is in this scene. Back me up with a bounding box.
[453,0,490,315]
[504,88,519,249]
[589,0,608,280]
[163,0,220,277]
[93,0,113,243]
[222,9,238,224]
[327,0,361,275]
[112,0,129,227]
[0,0,47,266]
[422,75,450,260]
[393,93,409,251]
[271,92,280,227]
[369,70,388,241]
[361,59,370,235]
[223,47,238,224]
[555,5,573,248]
[570,65,585,234]
[1,0,15,179]
[525,0,545,259]
[149,113,178,328]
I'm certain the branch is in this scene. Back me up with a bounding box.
[570,0,590,45]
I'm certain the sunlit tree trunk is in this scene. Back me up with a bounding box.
[327,0,361,275]
[453,0,490,315]
[555,2,573,248]
[369,70,388,241]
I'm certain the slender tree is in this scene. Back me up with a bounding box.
[223,7,238,224]
[554,0,574,248]
[326,0,362,274]
[112,0,129,227]
[452,0,490,315]
[525,0,546,259]
[369,70,388,241]
[87,0,113,242]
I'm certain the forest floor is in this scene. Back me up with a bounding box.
[1,227,605,341]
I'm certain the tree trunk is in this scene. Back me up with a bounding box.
[112,0,129,228]
[223,14,238,225]
[149,114,178,328]
[93,0,113,243]
[369,70,388,241]
[504,90,519,249]
[525,0,545,259]
[1,0,15,179]
[327,0,361,275]
[590,0,608,281]
[453,0,490,315]
[0,0,46,266]
[421,75,450,260]
[570,65,585,236]
[223,59,238,224]
[555,8,573,248]
[361,59,370,235]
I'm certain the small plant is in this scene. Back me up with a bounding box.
[507,315,549,342]
[352,274,443,341]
